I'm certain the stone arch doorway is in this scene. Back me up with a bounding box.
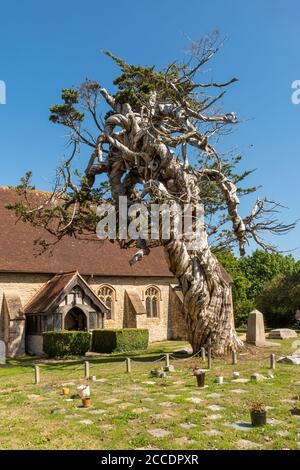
[64,307,87,331]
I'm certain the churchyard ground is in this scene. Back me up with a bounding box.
[0,337,300,450]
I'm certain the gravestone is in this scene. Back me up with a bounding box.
[246,310,266,346]
[268,329,297,340]
[0,340,5,365]
[277,356,300,365]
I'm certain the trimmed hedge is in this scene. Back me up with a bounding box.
[43,331,91,357]
[92,328,149,353]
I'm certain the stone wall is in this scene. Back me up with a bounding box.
[0,272,188,354]
[0,290,26,357]
[86,275,179,342]
[0,289,5,343]
[0,274,57,356]
[0,273,51,307]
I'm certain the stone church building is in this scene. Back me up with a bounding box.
[0,187,189,357]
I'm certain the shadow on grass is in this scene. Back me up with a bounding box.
[3,340,191,372]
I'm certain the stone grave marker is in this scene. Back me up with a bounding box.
[79,419,94,425]
[246,310,266,346]
[149,429,171,438]
[207,404,223,411]
[202,429,221,436]
[0,340,5,365]
[277,356,300,365]
[237,439,261,449]
[268,329,297,340]
[179,423,197,429]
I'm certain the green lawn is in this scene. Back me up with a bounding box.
[0,339,300,450]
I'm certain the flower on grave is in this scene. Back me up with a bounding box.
[250,402,265,413]
[192,365,203,376]
[77,385,90,398]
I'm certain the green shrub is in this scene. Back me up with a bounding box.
[92,328,149,353]
[43,331,91,358]
[256,272,300,327]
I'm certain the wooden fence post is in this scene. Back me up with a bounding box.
[201,347,206,361]
[84,361,90,379]
[270,353,276,370]
[126,358,132,373]
[34,365,40,384]
[207,348,212,369]
[232,350,237,365]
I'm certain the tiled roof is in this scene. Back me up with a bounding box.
[0,187,173,277]
[24,272,76,314]
[24,271,108,314]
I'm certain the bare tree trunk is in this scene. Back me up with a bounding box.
[163,238,243,356]
[15,47,295,362]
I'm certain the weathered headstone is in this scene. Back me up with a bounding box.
[174,346,193,356]
[149,429,171,438]
[246,310,266,346]
[0,340,5,365]
[277,356,300,365]
[268,329,297,340]
[250,373,266,381]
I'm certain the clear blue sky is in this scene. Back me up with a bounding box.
[0,0,299,256]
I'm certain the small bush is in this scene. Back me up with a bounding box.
[43,331,91,357]
[92,328,149,353]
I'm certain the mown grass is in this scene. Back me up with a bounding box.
[0,338,300,450]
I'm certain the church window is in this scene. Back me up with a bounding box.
[98,285,115,320]
[145,286,160,318]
